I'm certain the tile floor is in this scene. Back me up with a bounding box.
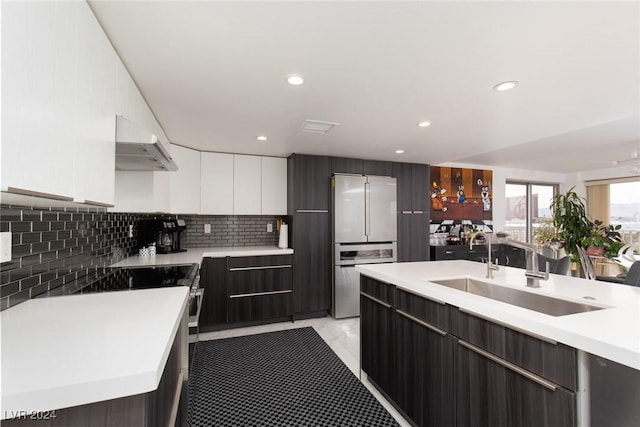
[195,316,411,427]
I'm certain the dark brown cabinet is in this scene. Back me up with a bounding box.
[199,255,293,331]
[363,159,393,176]
[456,339,575,427]
[330,156,363,175]
[360,276,395,400]
[287,154,331,212]
[394,162,430,262]
[291,211,330,315]
[360,274,578,427]
[395,290,455,427]
[288,154,331,317]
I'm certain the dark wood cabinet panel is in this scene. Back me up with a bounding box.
[454,310,577,391]
[360,275,394,305]
[398,213,429,262]
[291,211,331,315]
[431,245,469,261]
[288,154,330,211]
[411,163,429,214]
[199,257,228,329]
[393,162,413,213]
[456,339,576,427]
[227,293,292,323]
[360,279,395,401]
[364,160,393,176]
[331,157,363,175]
[395,313,455,427]
[395,288,451,332]
[228,255,292,269]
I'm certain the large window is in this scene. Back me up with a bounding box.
[505,182,558,243]
[610,180,640,245]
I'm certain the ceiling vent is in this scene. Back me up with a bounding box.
[299,119,339,134]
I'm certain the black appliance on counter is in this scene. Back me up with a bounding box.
[139,218,187,253]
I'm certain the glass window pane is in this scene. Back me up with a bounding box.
[505,183,527,242]
[531,184,556,245]
[610,180,640,245]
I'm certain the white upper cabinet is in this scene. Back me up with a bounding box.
[201,152,234,214]
[74,1,116,206]
[169,145,201,214]
[1,1,77,200]
[233,155,262,215]
[261,157,287,215]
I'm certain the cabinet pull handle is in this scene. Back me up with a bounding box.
[229,289,292,298]
[397,309,447,336]
[360,292,392,309]
[458,308,557,345]
[6,186,74,201]
[229,264,292,271]
[506,256,510,264]
[296,209,329,213]
[458,340,558,391]
[401,211,413,214]
[445,250,454,254]
[413,210,424,214]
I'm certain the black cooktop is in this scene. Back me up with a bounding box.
[43,264,199,297]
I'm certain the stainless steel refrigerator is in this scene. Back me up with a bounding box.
[332,174,397,318]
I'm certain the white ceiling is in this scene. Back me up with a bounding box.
[88,0,640,174]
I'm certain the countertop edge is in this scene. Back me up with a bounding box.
[0,288,189,418]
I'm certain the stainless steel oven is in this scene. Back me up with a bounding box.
[333,242,396,318]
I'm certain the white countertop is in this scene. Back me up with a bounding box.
[356,260,640,370]
[109,246,294,268]
[0,287,188,417]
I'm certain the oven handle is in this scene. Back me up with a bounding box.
[188,288,204,328]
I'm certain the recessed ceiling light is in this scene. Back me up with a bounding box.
[417,121,431,128]
[395,150,405,154]
[287,74,304,86]
[257,135,267,141]
[493,81,519,92]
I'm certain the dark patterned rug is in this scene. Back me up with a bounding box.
[188,327,399,426]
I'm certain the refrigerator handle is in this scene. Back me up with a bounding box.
[365,181,371,237]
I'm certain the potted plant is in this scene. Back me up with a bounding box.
[580,220,624,258]
[532,218,563,258]
[550,186,591,262]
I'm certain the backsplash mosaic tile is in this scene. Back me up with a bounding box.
[0,204,150,310]
[0,205,285,310]
[180,215,282,248]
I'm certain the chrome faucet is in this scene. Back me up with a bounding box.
[470,232,499,279]
[495,234,550,288]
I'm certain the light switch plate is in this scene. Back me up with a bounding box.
[204,224,211,234]
[267,223,273,233]
[0,232,12,263]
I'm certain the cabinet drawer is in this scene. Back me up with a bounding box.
[454,309,577,391]
[228,254,293,269]
[228,268,292,296]
[360,275,395,306]
[227,292,292,323]
[433,245,468,260]
[395,289,452,333]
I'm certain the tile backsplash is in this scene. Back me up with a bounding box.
[0,205,149,310]
[179,215,282,248]
[1,205,285,311]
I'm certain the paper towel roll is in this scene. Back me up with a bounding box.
[278,224,289,249]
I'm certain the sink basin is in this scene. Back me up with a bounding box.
[430,277,605,316]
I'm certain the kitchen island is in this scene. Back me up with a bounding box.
[0,287,189,426]
[356,260,640,427]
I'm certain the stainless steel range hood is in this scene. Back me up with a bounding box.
[115,115,178,171]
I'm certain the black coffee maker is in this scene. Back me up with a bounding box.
[139,219,187,254]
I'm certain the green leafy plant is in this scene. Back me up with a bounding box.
[580,220,623,258]
[550,186,591,262]
[532,218,562,248]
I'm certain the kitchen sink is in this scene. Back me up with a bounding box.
[430,277,606,316]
